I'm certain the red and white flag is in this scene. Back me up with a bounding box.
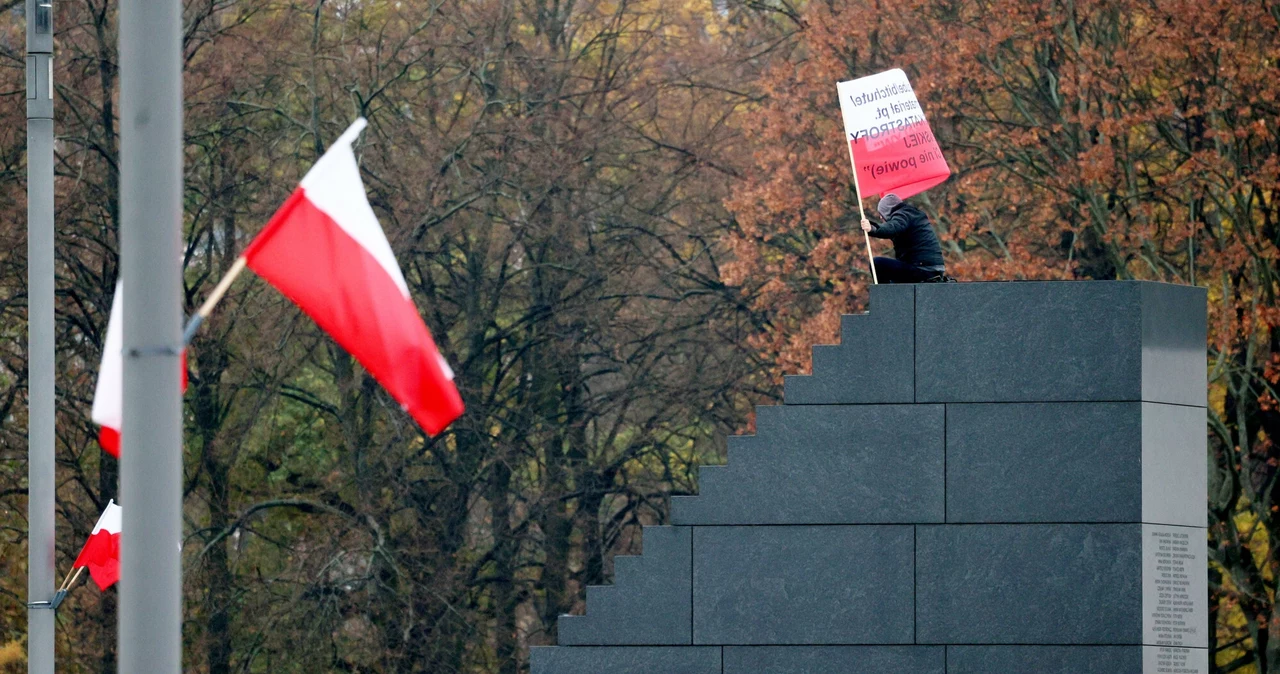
[243,119,464,435]
[91,284,126,456]
[73,500,122,591]
[837,69,950,199]
[91,282,188,457]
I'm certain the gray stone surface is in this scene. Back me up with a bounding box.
[948,645,1210,674]
[915,282,1205,404]
[948,646,1143,673]
[558,527,691,645]
[724,646,944,673]
[784,284,915,404]
[673,404,943,525]
[693,526,914,644]
[530,646,720,674]
[946,402,1205,526]
[947,402,1143,523]
[916,524,1144,644]
[1142,404,1208,528]
[1141,283,1208,408]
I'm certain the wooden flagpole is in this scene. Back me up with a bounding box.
[845,140,878,285]
[58,566,84,593]
[182,256,247,345]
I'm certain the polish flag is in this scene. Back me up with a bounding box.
[243,119,464,435]
[91,282,188,457]
[837,69,950,199]
[73,500,122,591]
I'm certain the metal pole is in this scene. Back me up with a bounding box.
[119,0,183,670]
[25,0,56,671]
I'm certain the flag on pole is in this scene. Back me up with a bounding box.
[91,284,125,456]
[837,69,950,199]
[92,282,188,457]
[242,119,464,435]
[73,500,122,590]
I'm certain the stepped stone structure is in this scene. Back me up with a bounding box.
[532,282,1208,674]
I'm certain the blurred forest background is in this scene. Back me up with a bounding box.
[0,0,1277,671]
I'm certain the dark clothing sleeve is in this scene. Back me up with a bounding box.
[868,204,945,268]
[869,210,913,238]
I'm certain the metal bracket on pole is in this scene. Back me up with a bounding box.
[26,590,66,611]
[182,314,204,345]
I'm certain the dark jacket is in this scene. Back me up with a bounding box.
[869,203,945,269]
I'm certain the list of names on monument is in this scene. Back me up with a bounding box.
[1143,646,1208,674]
[1143,524,1207,649]
[1149,529,1195,642]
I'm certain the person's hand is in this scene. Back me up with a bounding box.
[860,218,873,233]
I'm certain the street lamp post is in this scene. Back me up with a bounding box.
[25,0,56,672]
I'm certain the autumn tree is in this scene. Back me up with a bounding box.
[725,0,1280,671]
[0,0,771,672]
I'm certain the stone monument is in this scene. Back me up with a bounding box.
[532,281,1208,674]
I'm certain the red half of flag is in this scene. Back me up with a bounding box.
[849,121,950,199]
[73,500,122,591]
[242,119,463,435]
[92,283,189,458]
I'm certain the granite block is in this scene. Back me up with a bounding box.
[915,282,1205,404]
[530,646,720,674]
[673,405,943,525]
[785,284,915,404]
[558,527,691,645]
[947,645,1208,674]
[946,402,1205,526]
[1141,404,1207,528]
[693,526,914,644]
[947,645,1141,673]
[918,523,1208,648]
[723,646,943,673]
[916,524,1144,644]
[1141,282,1208,408]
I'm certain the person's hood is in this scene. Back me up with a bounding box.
[877,194,903,219]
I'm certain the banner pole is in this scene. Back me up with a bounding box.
[845,139,878,285]
[182,256,247,345]
[57,566,84,593]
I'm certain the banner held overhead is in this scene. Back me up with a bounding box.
[837,69,950,199]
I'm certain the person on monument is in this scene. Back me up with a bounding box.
[859,193,951,283]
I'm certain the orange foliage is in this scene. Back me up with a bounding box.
[725,0,1280,668]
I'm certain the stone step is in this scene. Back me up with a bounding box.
[556,526,691,646]
[693,525,914,645]
[723,646,943,673]
[531,646,719,674]
[672,404,944,525]
[784,284,915,404]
